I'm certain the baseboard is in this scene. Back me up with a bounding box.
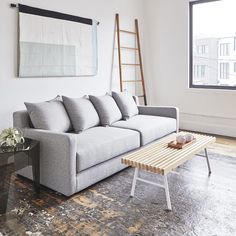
[180,113,236,137]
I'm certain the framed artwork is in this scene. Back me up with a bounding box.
[18,4,98,77]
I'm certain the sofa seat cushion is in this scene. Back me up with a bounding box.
[76,127,140,172]
[111,115,176,146]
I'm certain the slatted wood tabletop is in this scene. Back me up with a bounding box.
[122,132,216,176]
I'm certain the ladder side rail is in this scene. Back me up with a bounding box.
[116,14,123,92]
[135,19,147,105]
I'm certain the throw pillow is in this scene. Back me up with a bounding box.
[89,94,122,126]
[25,96,72,132]
[62,96,100,133]
[112,91,139,120]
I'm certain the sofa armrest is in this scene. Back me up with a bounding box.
[13,110,32,129]
[138,106,179,132]
[22,128,77,196]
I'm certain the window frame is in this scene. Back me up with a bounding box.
[189,0,236,90]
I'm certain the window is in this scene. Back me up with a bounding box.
[219,63,229,79]
[220,43,229,56]
[189,0,236,89]
[201,65,206,77]
[194,65,206,78]
[197,45,208,54]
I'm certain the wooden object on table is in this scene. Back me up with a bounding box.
[167,138,196,149]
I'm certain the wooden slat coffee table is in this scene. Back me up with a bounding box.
[122,132,216,210]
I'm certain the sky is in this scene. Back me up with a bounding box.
[193,0,236,39]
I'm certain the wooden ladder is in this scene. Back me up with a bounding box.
[115,13,147,105]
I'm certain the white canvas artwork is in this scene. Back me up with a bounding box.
[18,4,98,77]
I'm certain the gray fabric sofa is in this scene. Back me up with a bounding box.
[13,100,179,196]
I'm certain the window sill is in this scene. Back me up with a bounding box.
[186,87,236,95]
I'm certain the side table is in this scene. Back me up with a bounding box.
[0,138,40,214]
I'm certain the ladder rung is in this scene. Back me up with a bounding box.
[137,95,144,97]
[120,47,138,50]
[120,30,136,35]
[123,80,142,83]
[121,63,140,66]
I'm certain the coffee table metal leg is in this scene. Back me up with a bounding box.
[204,148,211,175]
[164,175,172,210]
[130,168,139,197]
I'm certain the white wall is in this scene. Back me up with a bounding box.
[143,0,236,137]
[0,0,144,131]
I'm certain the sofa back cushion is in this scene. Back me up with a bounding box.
[62,96,100,133]
[25,97,72,132]
[112,91,139,120]
[89,94,122,126]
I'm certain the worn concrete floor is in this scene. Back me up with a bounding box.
[0,136,236,236]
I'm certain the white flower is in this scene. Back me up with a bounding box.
[0,128,24,147]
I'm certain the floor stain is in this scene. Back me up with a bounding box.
[89,189,115,202]
[127,221,143,234]
[72,196,97,209]
[101,209,121,219]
